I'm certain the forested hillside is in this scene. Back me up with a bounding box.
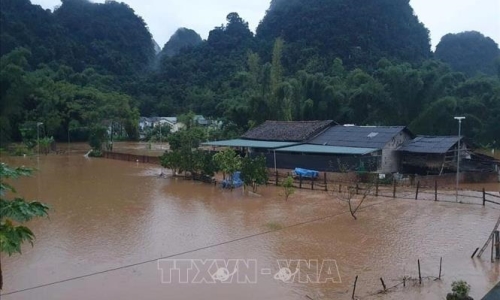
[1,0,499,148]
[159,28,202,59]
[256,0,432,71]
[435,31,500,77]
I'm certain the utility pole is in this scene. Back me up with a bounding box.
[454,116,465,202]
[37,122,43,156]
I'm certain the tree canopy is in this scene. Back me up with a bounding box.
[1,0,499,148]
[435,31,500,77]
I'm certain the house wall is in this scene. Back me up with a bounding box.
[400,153,447,174]
[381,131,412,173]
[253,152,379,172]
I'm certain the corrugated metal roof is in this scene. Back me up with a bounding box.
[309,125,410,149]
[398,136,462,154]
[242,120,334,142]
[482,282,500,300]
[276,144,378,155]
[202,139,298,149]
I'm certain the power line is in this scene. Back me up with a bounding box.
[0,201,385,297]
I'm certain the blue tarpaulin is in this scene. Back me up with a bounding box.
[293,168,319,179]
[221,171,244,189]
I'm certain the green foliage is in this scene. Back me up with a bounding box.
[451,281,471,297]
[147,124,171,143]
[192,150,219,177]
[159,28,202,59]
[0,162,49,289]
[160,150,183,175]
[213,149,242,180]
[241,155,269,192]
[88,125,107,151]
[282,176,295,201]
[38,136,54,155]
[446,280,472,300]
[161,125,212,176]
[1,0,500,149]
[436,31,500,77]
[256,0,431,71]
[265,222,283,230]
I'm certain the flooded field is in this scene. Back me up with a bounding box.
[1,154,499,300]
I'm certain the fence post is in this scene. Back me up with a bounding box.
[435,180,438,201]
[418,259,422,285]
[351,275,358,300]
[438,257,442,280]
[415,181,420,200]
[375,178,379,197]
[380,278,387,292]
[275,171,279,186]
[483,188,486,206]
[495,231,500,259]
[356,183,359,195]
[492,233,495,262]
[299,175,303,189]
[471,247,479,258]
[311,178,314,190]
[324,172,327,191]
[393,180,396,198]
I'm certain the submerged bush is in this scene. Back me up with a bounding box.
[446,280,473,300]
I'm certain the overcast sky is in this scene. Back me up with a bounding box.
[31,0,500,50]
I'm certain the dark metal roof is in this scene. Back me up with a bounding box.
[398,136,462,154]
[309,125,410,149]
[241,120,334,142]
[275,144,378,155]
[482,282,500,300]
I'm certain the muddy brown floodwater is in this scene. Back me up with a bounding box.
[1,154,499,300]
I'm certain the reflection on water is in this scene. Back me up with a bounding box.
[1,154,499,300]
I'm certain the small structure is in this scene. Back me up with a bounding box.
[138,117,153,131]
[399,135,499,175]
[398,136,465,174]
[139,117,184,133]
[194,115,209,126]
[308,125,413,173]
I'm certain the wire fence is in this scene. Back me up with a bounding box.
[268,170,500,207]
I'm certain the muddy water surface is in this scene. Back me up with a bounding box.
[1,154,499,300]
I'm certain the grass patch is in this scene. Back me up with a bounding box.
[265,222,283,231]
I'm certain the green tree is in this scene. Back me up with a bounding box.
[160,150,182,175]
[213,149,242,182]
[0,163,49,290]
[281,176,295,201]
[446,280,472,300]
[241,155,268,192]
[38,136,55,155]
[88,125,107,155]
[192,150,219,178]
